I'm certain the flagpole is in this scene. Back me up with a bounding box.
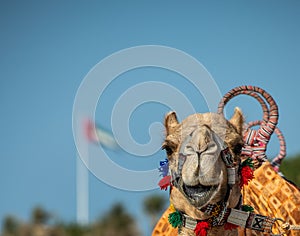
[76,154,89,225]
[75,117,117,225]
[76,118,89,225]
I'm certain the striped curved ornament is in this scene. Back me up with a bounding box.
[247,120,286,172]
[218,85,279,168]
[218,86,300,236]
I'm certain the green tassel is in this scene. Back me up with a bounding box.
[241,158,254,169]
[168,211,182,228]
[242,204,254,212]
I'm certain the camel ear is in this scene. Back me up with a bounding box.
[229,107,244,135]
[164,111,179,135]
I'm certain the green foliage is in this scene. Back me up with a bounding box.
[143,194,167,230]
[63,222,90,236]
[143,194,167,216]
[31,206,50,224]
[92,203,141,236]
[2,215,19,235]
[1,203,140,236]
[280,154,300,186]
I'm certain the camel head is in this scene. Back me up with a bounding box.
[163,108,244,224]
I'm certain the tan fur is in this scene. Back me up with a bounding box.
[229,107,244,135]
[165,111,179,135]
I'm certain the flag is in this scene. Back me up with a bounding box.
[84,119,118,150]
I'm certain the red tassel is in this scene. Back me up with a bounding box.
[194,221,210,236]
[224,222,238,231]
[158,175,171,190]
[240,165,254,188]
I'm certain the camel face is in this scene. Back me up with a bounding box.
[163,109,244,218]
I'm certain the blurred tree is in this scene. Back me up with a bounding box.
[92,203,140,236]
[18,224,31,236]
[2,215,19,236]
[143,194,167,230]
[31,206,50,225]
[48,227,65,236]
[280,155,300,186]
[63,222,89,236]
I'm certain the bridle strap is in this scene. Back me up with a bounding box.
[180,205,281,235]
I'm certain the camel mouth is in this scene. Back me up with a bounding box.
[181,182,218,207]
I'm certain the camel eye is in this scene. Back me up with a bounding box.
[162,145,174,156]
[233,143,243,155]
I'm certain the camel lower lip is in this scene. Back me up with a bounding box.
[182,183,218,207]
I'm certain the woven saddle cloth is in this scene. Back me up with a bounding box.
[240,161,300,236]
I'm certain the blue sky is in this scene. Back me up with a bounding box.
[1,1,300,235]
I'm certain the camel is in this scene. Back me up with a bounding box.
[152,86,300,236]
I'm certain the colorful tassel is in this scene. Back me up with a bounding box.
[168,210,182,228]
[160,159,168,166]
[158,175,171,190]
[240,165,254,188]
[194,221,210,236]
[241,158,254,169]
[240,158,254,188]
[241,204,254,212]
[158,159,169,177]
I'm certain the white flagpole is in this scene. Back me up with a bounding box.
[76,154,89,224]
[76,118,89,225]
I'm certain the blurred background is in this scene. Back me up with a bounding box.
[1,1,300,236]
